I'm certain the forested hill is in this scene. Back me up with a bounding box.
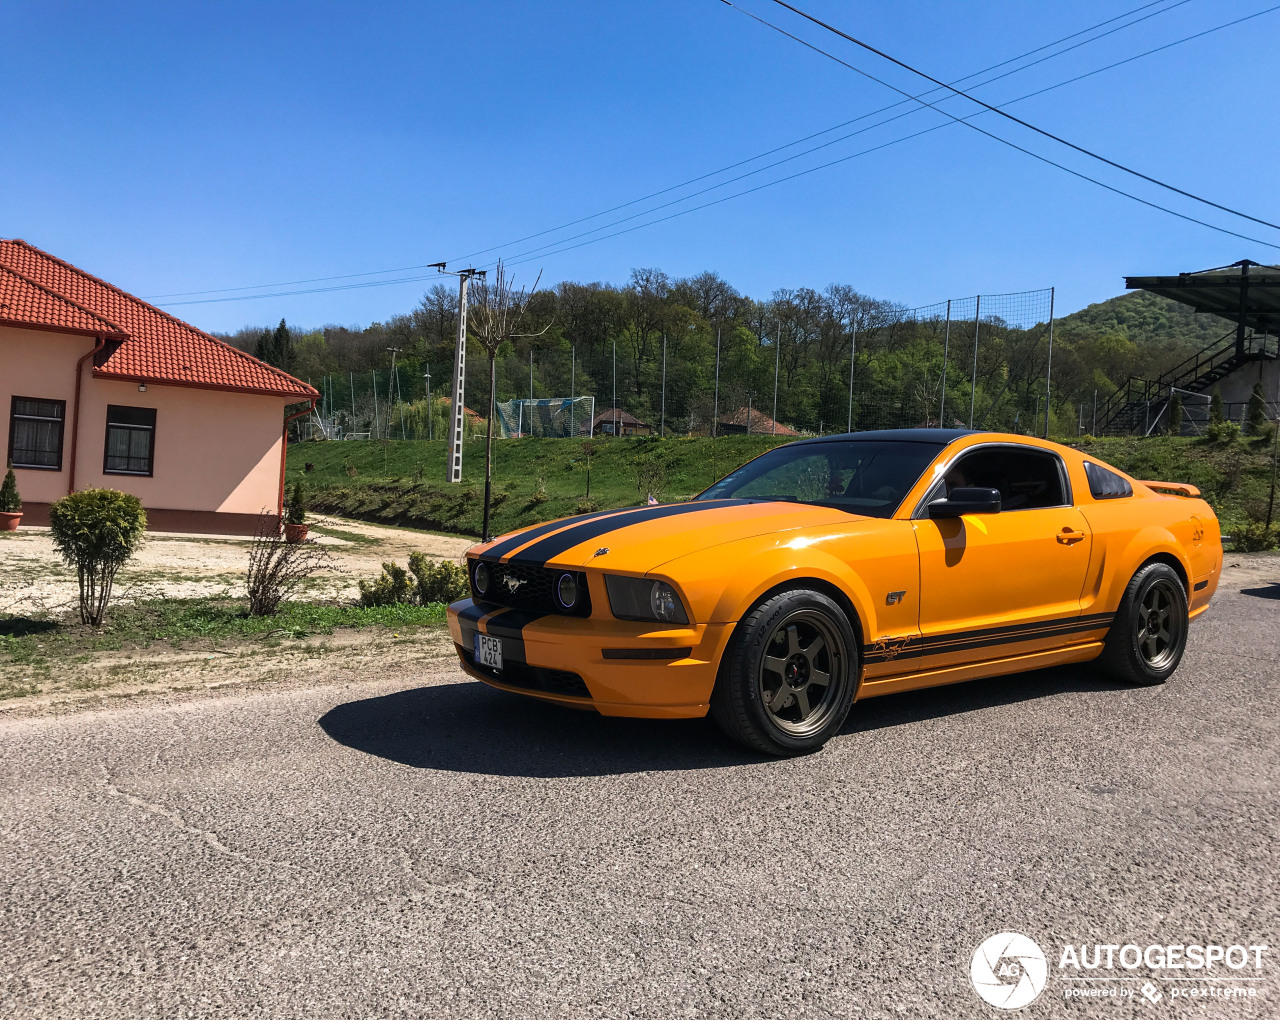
[1056,289,1235,348]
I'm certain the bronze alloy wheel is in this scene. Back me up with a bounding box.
[757,609,849,739]
[1136,576,1184,671]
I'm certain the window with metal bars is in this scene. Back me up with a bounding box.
[103,405,156,476]
[8,396,66,470]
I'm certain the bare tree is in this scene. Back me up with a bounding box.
[468,260,550,540]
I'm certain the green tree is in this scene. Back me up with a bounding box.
[1209,387,1225,425]
[0,462,20,513]
[1166,390,1183,436]
[1247,381,1268,434]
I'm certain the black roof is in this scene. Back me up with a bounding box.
[790,428,974,446]
[1125,260,1280,335]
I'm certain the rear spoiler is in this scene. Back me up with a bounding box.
[1138,480,1201,498]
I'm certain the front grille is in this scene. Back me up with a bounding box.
[469,559,591,617]
[459,646,591,699]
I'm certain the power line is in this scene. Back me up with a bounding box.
[758,0,1280,232]
[146,0,1186,302]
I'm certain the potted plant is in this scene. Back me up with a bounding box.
[0,462,21,531]
[283,480,308,543]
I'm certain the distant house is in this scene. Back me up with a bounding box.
[718,407,799,436]
[1,239,317,534]
[591,409,650,437]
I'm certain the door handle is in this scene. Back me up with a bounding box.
[1057,528,1086,545]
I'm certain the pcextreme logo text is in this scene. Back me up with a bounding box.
[968,932,1269,1010]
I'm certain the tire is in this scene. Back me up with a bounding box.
[710,589,859,756]
[1099,562,1189,686]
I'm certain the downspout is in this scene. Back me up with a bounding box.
[278,398,317,520]
[68,335,107,495]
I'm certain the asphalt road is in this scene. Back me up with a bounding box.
[3,581,1279,1019]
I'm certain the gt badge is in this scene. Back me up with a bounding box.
[885,590,906,606]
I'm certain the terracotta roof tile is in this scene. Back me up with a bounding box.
[719,407,799,435]
[0,265,127,339]
[0,239,316,399]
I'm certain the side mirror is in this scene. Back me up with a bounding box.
[928,486,1002,519]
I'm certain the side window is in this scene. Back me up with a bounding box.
[104,405,156,476]
[1084,461,1132,500]
[9,396,66,470]
[944,447,1067,511]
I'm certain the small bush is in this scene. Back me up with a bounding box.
[1234,520,1279,552]
[575,499,599,514]
[409,552,469,604]
[529,476,549,505]
[0,463,20,513]
[1204,420,1241,445]
[1209,387,1224,425]
[358,561,412,607]
[48,488,147,625]
[1247,382,1269,435]
[285,480,306,526]
[246,512,335,615]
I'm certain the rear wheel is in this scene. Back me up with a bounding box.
[711,590,858,756]
[1099,562,1188,686]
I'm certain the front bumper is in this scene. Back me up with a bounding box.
[446,598,734,718]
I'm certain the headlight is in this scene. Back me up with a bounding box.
[473,560,492,596]
[556,572,579,610]
[605,575,690,624]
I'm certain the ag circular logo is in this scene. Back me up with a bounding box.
[970,932,1048,1010]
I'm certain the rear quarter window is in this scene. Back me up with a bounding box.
[1084,462,1133,500]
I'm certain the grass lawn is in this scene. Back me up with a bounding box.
[288,432,1277,538]
[0,598,447,700]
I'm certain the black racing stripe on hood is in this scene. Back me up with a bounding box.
[508,499,755,566]
[480,507,634,562]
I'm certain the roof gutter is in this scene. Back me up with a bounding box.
[278,398,317,521]
[68,335,107,495]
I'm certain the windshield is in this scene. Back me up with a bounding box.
[697,439,945,518]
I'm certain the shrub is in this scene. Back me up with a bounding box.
[529,476,549,505]
[1204,420,1241,445]
[0,463,20,513]
[1209,387,1224,425]
[1234,520,1279,552]
[246,512,334,615]
[1166,391,1183,436]
[575,499,599,514]
[48,488,147,625]
[358,561,412,607]
[285,481,307,526]
[1247,382,1269,435]
[409,552,469,604]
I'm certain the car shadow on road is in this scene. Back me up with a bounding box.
[1240,584,1280,600]
[318,664,1128,778]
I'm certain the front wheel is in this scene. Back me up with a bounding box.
[1099,562,1189,686]
[710,589,858,756]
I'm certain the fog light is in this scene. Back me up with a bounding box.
[557,572,579,609]
[474,561,492,596]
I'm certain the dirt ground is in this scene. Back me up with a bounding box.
[0,515,473,617]
[0,517,471,716]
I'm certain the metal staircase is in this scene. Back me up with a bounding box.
[1096,330,1279,435]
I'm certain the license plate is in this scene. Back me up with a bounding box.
[474,632,503,671]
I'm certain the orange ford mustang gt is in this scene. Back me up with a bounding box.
[447,429,1220,755]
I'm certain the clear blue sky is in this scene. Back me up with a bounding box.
[4,0,1278,333]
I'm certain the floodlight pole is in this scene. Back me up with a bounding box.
[847,322,857,433]
[1043,286,1056,439]
[436,264,483,483]
[968,295,981,430]
[772,319,781,436]
[660,332,667,438]
[940,299,951,426]
[713,328,721,438]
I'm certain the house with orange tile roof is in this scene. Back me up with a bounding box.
[0,240,317,534]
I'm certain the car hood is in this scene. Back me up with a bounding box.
[471,499,859,573]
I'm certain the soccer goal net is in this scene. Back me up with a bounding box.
[496,396,595,438]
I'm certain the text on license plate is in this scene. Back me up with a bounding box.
[474,633,503,671]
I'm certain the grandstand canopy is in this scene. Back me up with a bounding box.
[1125,260,1280,335]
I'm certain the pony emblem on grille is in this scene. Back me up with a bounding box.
[504,576,526,592]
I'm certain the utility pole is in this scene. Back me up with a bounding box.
[713,328,721,438]
[386,347,404,441]
[612,339,618,436]
[847,321,858,433]
[968,295,981,430]
[1043,286,1056,439]
[660,333,667,438]
[772,319,781,436]
[940,299,951,425]
[433,263,483,483]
